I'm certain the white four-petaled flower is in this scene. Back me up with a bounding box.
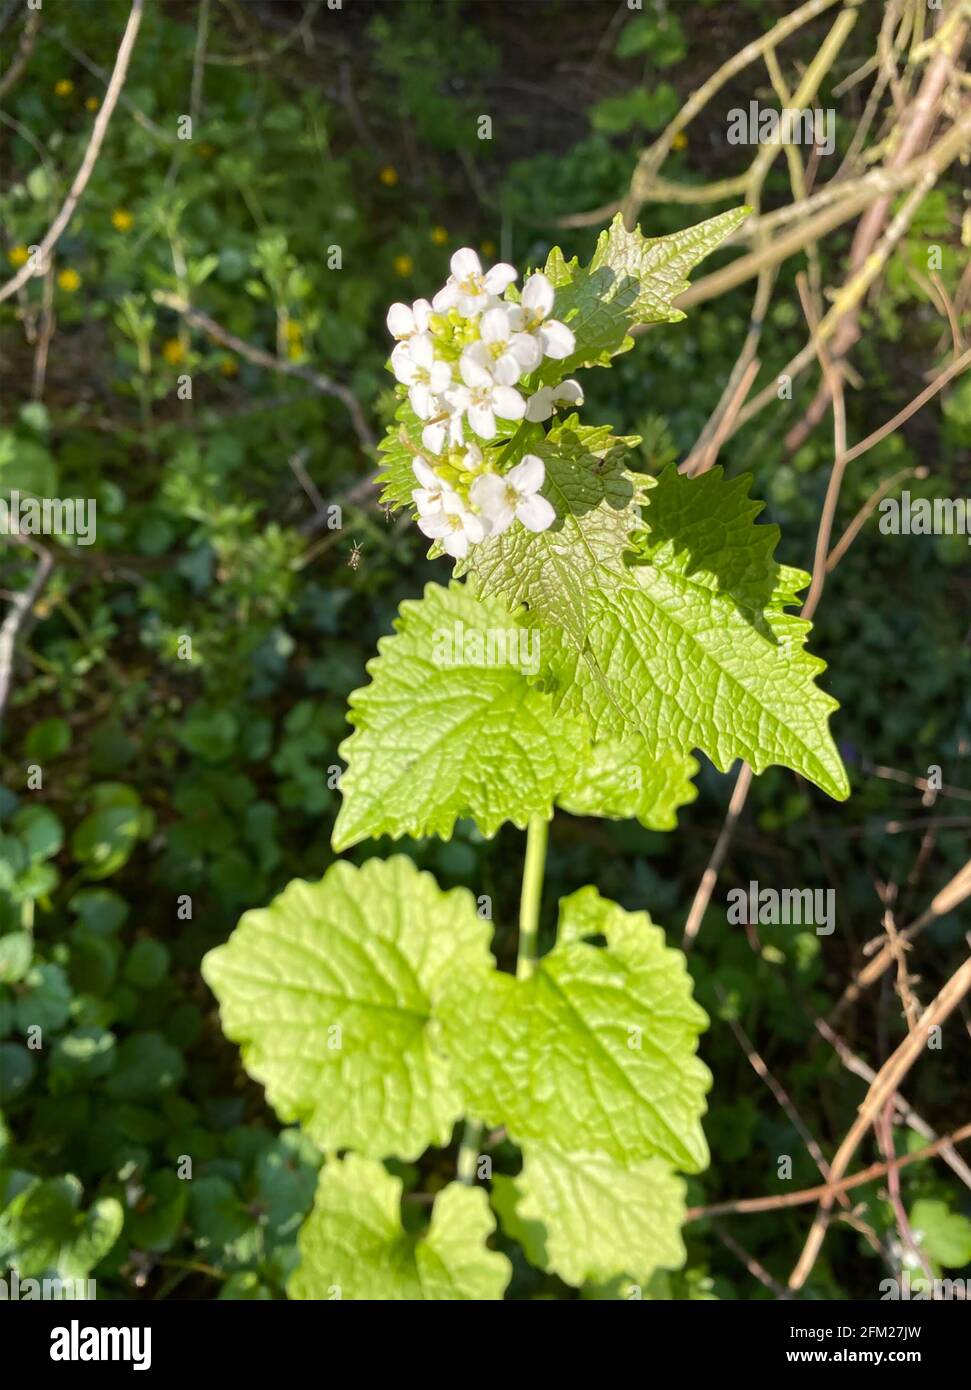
[470,454,555,537]
[474,306,542,384]
[433,247,518,317]
[391,334,452,419]
[386,297,432,340]
[525,378,584,423]
[448,350,526,440]
[518,272,575,359]
[412,458,485,558]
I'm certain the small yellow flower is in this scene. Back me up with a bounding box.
[220,356,238,377]
[111,208,134,233]
[393,254,413,277]
[431,226,449,246]
[284,320,303,345]
[671,131,689,152]
[286,341,305,362]
[85,96,100,112]
[57,268,81,292]
[480,239,497,258]
[8,245,29,268]
[379,165,398,187]
[54,79,74,97]
[162,338,186,365]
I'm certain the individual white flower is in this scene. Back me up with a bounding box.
[447,349,526,439]
[411,457,451,517]
[524,378,584,423]
[475,305,542,384]
[432,247,518,317]
[519,271,575,359]
[391,334,451,419]
[451,442,484,472]
[470,454,555,537]
[417,489,486,559]
[386,297,432,340]
[421,408,465,456]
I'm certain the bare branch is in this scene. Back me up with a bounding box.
[0,0,145,305]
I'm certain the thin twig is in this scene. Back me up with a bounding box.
[152,292,375,452]
[816,1015,971,1192]
[826,466,928,571]
[711,1220,793,1299]
[789,955,971,1289]
[877,1100,938,1288]
[30,260,56,402]
[687,1120,971,1221]
[0,540,54,733]
[0,0,145,304]
[833,858,971,1018]
[682,763,753,948]
[0,7,40,103]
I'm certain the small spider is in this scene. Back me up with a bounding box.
[347,539,363,570]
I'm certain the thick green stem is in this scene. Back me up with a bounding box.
[457,815,549,1181]
[517,814,549,980]
[456,1120,482,1185]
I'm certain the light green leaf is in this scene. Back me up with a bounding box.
[202,856,492,1160]
[335,578,698,845]
[910,1198,971,1269]
[290,1154,511,1300]
[457,418,645,654]
[540,466,849,800]
[591,207,747,324]
[439,886,711,1172]
[557,740,698,831]
[332,581,587,851]
[376,399,426,512]
[494,1145,687,1287]
[538,208,748,381]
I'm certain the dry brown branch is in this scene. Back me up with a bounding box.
[0,540,54,732]
[687,1120,971,1222]
[816,1015,971,1192]
[682,762,753,948]
[789,954,971,1289]
[0,7,40,103]
[711,1220,793,1299]
[876,1100,939,1289]
[833,858,971,1018]
[681,358,760,478]
[860,761,971,805]
[826,466,928,571]
[620,0,853,226]
[0,0,144,305]
[30,260,56,402]
[784,2,969,452]
[153,292,375,453]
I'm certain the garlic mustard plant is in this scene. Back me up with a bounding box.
[205,209,850,1301]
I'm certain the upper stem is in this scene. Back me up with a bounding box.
[517,814,549,979]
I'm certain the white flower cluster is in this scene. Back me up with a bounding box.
[386,247,584,559]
